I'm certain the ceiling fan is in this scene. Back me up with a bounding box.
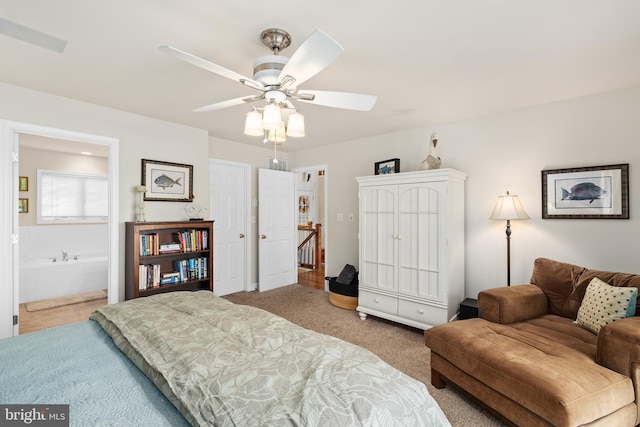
[158,28,377,115]
[0,17,67,53]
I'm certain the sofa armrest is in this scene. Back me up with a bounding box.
[478,284,549,324]
[597,316,640,424]
[597,316,640,378]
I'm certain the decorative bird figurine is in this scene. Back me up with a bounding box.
[421,132,442,170]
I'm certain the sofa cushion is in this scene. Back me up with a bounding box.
[530,258,640,319]
[529,258,585,318]
[425,315,635,426]
[576,277,638,334]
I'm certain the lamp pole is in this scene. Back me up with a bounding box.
[505,219,512,286]
[490,191,529,288]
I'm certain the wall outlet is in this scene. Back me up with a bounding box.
[337,213,344,222]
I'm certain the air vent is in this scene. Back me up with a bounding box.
[268,158,288,171]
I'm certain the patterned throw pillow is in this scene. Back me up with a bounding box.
[576,277,638,334]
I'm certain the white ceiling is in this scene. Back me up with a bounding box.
[1,1,640,152]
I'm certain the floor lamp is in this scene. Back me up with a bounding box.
[490,191,530,286]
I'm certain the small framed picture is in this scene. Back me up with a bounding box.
[19,176,28,191]
[374,158,400,175]
[142,159,194,202]
[18,198,28,213]
[541,163,629,219]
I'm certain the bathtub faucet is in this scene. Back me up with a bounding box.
[62,250,69,262]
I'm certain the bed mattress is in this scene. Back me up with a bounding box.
[0,320,189,426]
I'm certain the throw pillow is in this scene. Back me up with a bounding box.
[576,277,638,334]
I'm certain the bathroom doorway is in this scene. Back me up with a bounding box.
[18,134,110,333]
[0,120,119,338]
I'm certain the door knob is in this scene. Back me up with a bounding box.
[260,234,267,239]
[239,233,245,238]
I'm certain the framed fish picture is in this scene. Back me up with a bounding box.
[141,159,194,202]
[541,164,629,219]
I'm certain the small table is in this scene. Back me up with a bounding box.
[459,298,479,319]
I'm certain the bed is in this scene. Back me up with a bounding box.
[1,291,450,426]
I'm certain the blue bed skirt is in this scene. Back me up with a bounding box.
[0,321,189,426]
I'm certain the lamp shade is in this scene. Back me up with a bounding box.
[286,112,305,137]
[267,123,287,143]
[262,103,282,131]
[244,110,263,136]
[490,191,530,220]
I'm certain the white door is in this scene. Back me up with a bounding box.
[397,182,445,301]
[209,159,250,296]
[258,168,296,291]
[359,185,398,292]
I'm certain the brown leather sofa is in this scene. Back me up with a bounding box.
[424,258,640,427]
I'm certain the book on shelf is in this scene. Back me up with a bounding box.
[173,229,209,253]
[139,233,160,256]
[159,242,182,253]
[172,257,208,282]
[141,228,208,256]
[138,264,161,290]
[160,276,179,286]
[162,271,180,279]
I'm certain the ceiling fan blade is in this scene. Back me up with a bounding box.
[296,90,377,111]
[278,30,343,87]
[159,45,264,90]
[193,95,263,113]
[0,17,67,53]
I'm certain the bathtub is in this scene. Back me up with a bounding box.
[19,254,108,303]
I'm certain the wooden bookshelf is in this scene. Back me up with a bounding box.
[125,221,214,300]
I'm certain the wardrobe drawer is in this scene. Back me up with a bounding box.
[358,290,397,316]
[398,299,447,326]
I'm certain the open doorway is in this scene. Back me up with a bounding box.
[292,165,327,290]
[17,134,110,334]
[0,120,119,338]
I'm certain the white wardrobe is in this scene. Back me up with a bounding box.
[356,169,467,330]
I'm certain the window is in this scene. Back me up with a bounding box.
[37,169,108,223]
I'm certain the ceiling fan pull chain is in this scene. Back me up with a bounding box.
[273,140,278,164]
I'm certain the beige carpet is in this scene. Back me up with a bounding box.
[223,284,506,427]
[25,289,108,312]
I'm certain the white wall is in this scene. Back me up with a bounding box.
[0,82,210,303]
[290,85,640,298]
[3,80,640,307]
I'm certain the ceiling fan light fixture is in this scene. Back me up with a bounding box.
[268,126,286,143]
[286,112,305,137]
[161,27,376,145]
[244,109,263,136]
[262,103,282,130]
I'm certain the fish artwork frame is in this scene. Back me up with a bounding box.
[542,164,629,219]
[141,159,194,202]
[374,158,400,175]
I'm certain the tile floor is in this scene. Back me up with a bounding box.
[19,297,107,335]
